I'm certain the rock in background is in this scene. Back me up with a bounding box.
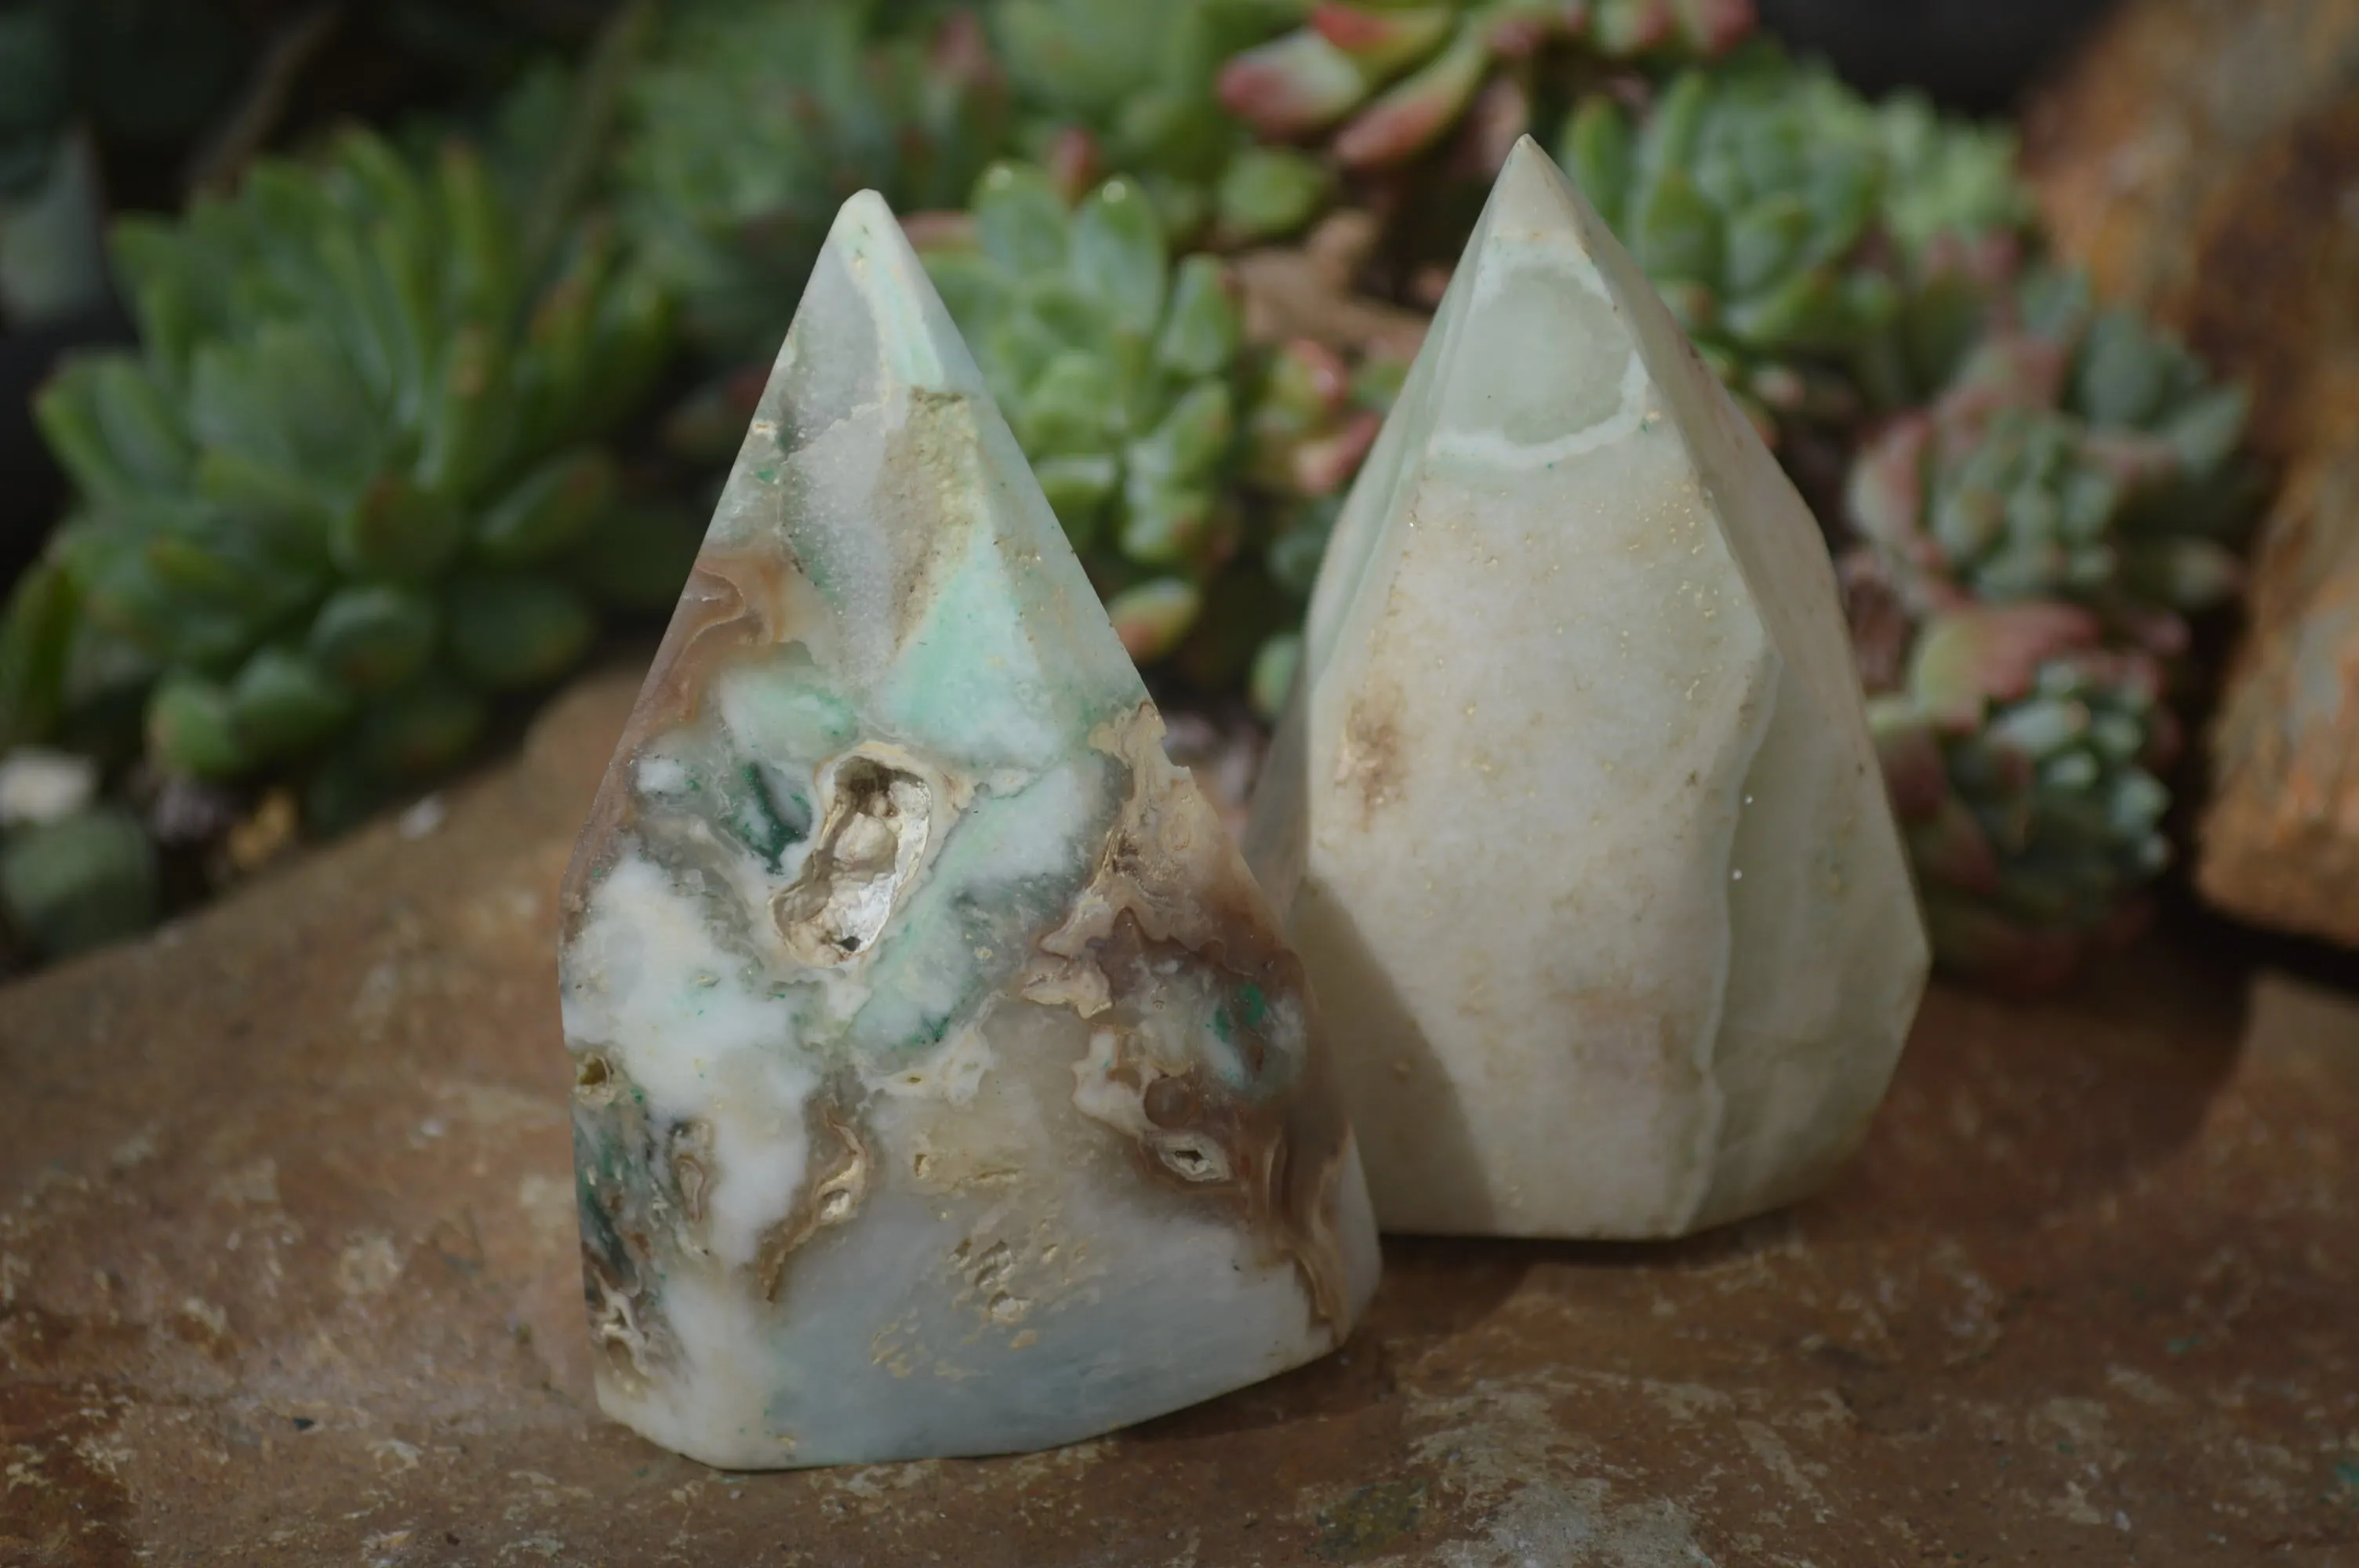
[2024,0,2359,948]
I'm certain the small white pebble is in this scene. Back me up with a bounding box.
[397,794,447,840]
[2114,1512,2130,1531]
[0,746,97,827]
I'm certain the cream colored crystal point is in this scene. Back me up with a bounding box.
[558,192,1379,1470]
[1243,140,1929,1240]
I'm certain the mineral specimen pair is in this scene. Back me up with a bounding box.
[558,140,1927,1469]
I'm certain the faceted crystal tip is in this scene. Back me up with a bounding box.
[810,189,987,398]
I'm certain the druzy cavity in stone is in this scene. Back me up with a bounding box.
[1243,140,1928,1240]
[558,192,1379,1470]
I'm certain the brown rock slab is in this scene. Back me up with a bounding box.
[2026,0,2359,950]
[3,666,2357,1565]
[2022,0,2359,460]
[2205,451,2359,949]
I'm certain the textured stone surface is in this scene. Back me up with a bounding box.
[2205,451,2359,950]
[1,666,2356,1564]
[556,194,1376,1469]
[2022,0,2359,463]
[1243,139,1926,1240]
[2025,0,2359,950]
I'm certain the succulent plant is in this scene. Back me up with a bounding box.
[1845,227,2025,416]
[1848,285,2255,645]
[13,114,681,829]
[1832,85,2034,412]
[1223,0,1755,174]
[1866,99,2028,256]
[919,161,1400,697]
[0,558,79,757]
[1558,51,1896,437]
[1231,335,1403,708]
[990,0,1331,245]
[1869,602,2179,990]
[620,0,1014,361]
[1558,46,2038,440]
[924,163,1250,647]
[0,803,158,959]
[2032,276,2256,475]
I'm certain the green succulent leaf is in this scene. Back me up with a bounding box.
[307,584,439,694]
[147,671,251,781]
[1103,575,1201,662]
[0,556,81,752]
[1249,632,1300,720]
[413,324,516,504]
[975,160,1073,274]
[1630,167,1723,285]
[342,671,488,782]
[1213,147,1329,241]
[1154,256,1240,379]
[473,448,618,567]
[1118,484,1219,567]
[565,506,707,615]
[443,574,596,692]
[1021,350,1122,457]
[0,807,158,960]
[1070,176,1169,336]
[228,645,354,761]
[1131,379,1236,488]
[333,471,467,584]
[1561,98,1634,227]
[1034,453,1121,550]
[1722,194,1814,298]
[437,141,514,332]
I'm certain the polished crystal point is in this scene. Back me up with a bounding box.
[558,193,1379,1469]
[1243,139,1928,1240]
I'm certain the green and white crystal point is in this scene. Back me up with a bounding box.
[558,193,1379,1469]
[1243,140,1928,1240]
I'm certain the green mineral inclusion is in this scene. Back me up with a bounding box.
[728,761,809,872]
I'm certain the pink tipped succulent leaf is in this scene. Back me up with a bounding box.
[1587,0,1674,56]
[1291,409,1384,496]
[1106,576,1204,663]
[1480,3,1579,59]
[1311,3,1458,74]
[1332,24,1491,169]
[1674,0,1757,54]
[1907,602,2103,723]
[1044,127,1103,205]
[1219,30,1372,139]
[1847,412,1936,550]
